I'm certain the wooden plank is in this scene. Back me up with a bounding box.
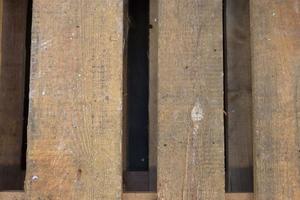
[149,0,158,192]
[226,193,253,200]
[123,192,157,200]
[0,192,253,200]
[0,192,25,200]
[26,0,124,199]
[123,193,253,200]
[156,0,224,199]
[0,0,28,190]
[251,0,300,199]
[125,171,149,192]
[225,0,253,192]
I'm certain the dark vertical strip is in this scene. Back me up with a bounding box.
[223,0,229,192]
[21,0,32,171]
[127,0,149,171]
[225,0,253,192]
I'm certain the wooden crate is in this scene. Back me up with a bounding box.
[0,0,299,199]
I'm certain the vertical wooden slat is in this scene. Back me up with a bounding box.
[149,0,158,192]
[157,0,224,199]
[225,0,253,192]
[251,0,300,199]
[26,0,124,199]
[0,0,27,190]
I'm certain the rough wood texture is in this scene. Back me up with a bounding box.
[157,0,224,199]
[123,193,253,200]
[149,0,158,192]
[125,171,149,191]
[0,192,25,200]
[225,193,252,200]
[251,0,300,199]
[0,192,254,200]
[123,192,157,200]
[0,0,27,190]
[226,0,253,192]
[26,0,124,199]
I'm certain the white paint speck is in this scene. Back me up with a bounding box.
[32,175,39,181]
[272,12,276,16]
[42,90,46,96]
[191,100,204,122]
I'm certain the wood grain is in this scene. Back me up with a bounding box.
[0,192,25,200]
[225,193,252,200]
[26,0,124,199]
[251,0,300,199]
[0,0,28,190]
[156,0,224,199]
[125,171,149,191]
[225,0,253,192]
[123,192,157,200]
[0,192,254,200]
[149,0,158,192]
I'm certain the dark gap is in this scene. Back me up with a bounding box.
[225,0,253,192]
[21,0,32,171]
[0,0,31,191]
[127,0,149,172]
[124,0,150,192]
[223,0,229,193]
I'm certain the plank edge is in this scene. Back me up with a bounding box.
[122,192,252,200]
[0,192,252,200]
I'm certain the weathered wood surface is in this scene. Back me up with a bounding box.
[225,193,252,200]
[157,0,224,199]
[125,171,149,191]
[0,0,27,190]
[0,192,255,200]
[123,192,157,200]
[123,193,253,200]
[225,0,253,192]
[0,192,254,200]
[26,0,124,199]
[251,0,300,199]
[149,0,158,192]
[0,192,25,200]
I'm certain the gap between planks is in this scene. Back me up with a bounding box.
[0,192,253,200]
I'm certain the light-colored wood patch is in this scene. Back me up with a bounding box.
[156,0,224,199]
[251,0,300,199]
[123,192,157,200]
[26,0,124,199]
[0,192,25,200]
[0,192,254,200]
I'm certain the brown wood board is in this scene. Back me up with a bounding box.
[156,0,224,199]
[26,0,124,199]
[251,0,300,199]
